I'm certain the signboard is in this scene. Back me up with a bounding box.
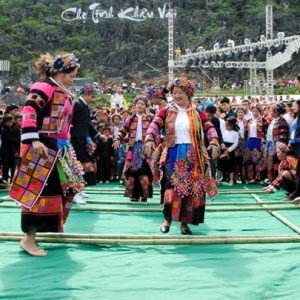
[61,3,176,23]
[0,60,10,71]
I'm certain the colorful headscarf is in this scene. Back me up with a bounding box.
[276,142,289,153]
[145,86,167,101]
[133,95,149,107]
[50,53,79,74]
[80,84,96,95]
[168,77,196,99]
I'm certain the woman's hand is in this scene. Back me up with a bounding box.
[263,186,273,194]
[264,188,273,194]
[32,141,48,158]
[112,140,120,150]
[144,141,155,158]
[207,144,219,160]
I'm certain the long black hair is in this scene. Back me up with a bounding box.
[294,99,300,119]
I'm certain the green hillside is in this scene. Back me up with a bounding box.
[0,0,299,85]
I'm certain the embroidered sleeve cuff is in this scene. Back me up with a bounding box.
[21,132,39,143]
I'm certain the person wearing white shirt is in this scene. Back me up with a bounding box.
[283,101,295,135]
[144,78,219,235]
[245,105,265,184]
[241,99,253,121]
[217,117,239,186]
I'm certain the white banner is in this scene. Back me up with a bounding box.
[0,60,10,71]
[61,3,176,23]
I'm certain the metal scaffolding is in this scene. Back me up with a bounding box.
[0,60,10,71]
[266,5,274,99]
[171,5,300,100]
[168,2,174,83]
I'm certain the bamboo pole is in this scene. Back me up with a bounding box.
[0,204,299,212]
[63,200,295,206]
[1,235,300,245]
[0,199,291,206]
[251,193,300,235]
[0,232,291,240]
[84,188,264,193]
[84,189,265,195]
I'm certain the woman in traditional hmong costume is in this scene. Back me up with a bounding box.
[113,96,153,202]
[244,104,265,184]
[264,104,289,183]
[144,78,219,235]
[145,85,169,113]
[263,142,297,196]
[10,53,84,256]
[144,86,169,185]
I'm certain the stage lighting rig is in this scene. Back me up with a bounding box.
[227,39,235,47]
[214,43,220,51]
[244,38,251,45]
[171,5,300,99]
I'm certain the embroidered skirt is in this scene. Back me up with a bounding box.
[124,141,153,199]
[17,136,84,233]
[217,142,236,173]
[161,144,206,225]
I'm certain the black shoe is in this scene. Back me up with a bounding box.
[181,225,192,235]
[131,198,139,202]
[141,198,147,202]
[160,225,170,233]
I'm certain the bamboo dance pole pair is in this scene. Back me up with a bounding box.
[1,191,300,246]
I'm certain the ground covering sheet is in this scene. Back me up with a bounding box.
[1,183,300,300]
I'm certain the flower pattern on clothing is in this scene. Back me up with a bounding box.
[171,149,204,199]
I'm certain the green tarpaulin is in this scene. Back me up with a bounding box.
[1,183,300,300]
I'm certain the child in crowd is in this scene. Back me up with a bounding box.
[217,117,239,186]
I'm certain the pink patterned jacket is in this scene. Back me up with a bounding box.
[22,80,73,143]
